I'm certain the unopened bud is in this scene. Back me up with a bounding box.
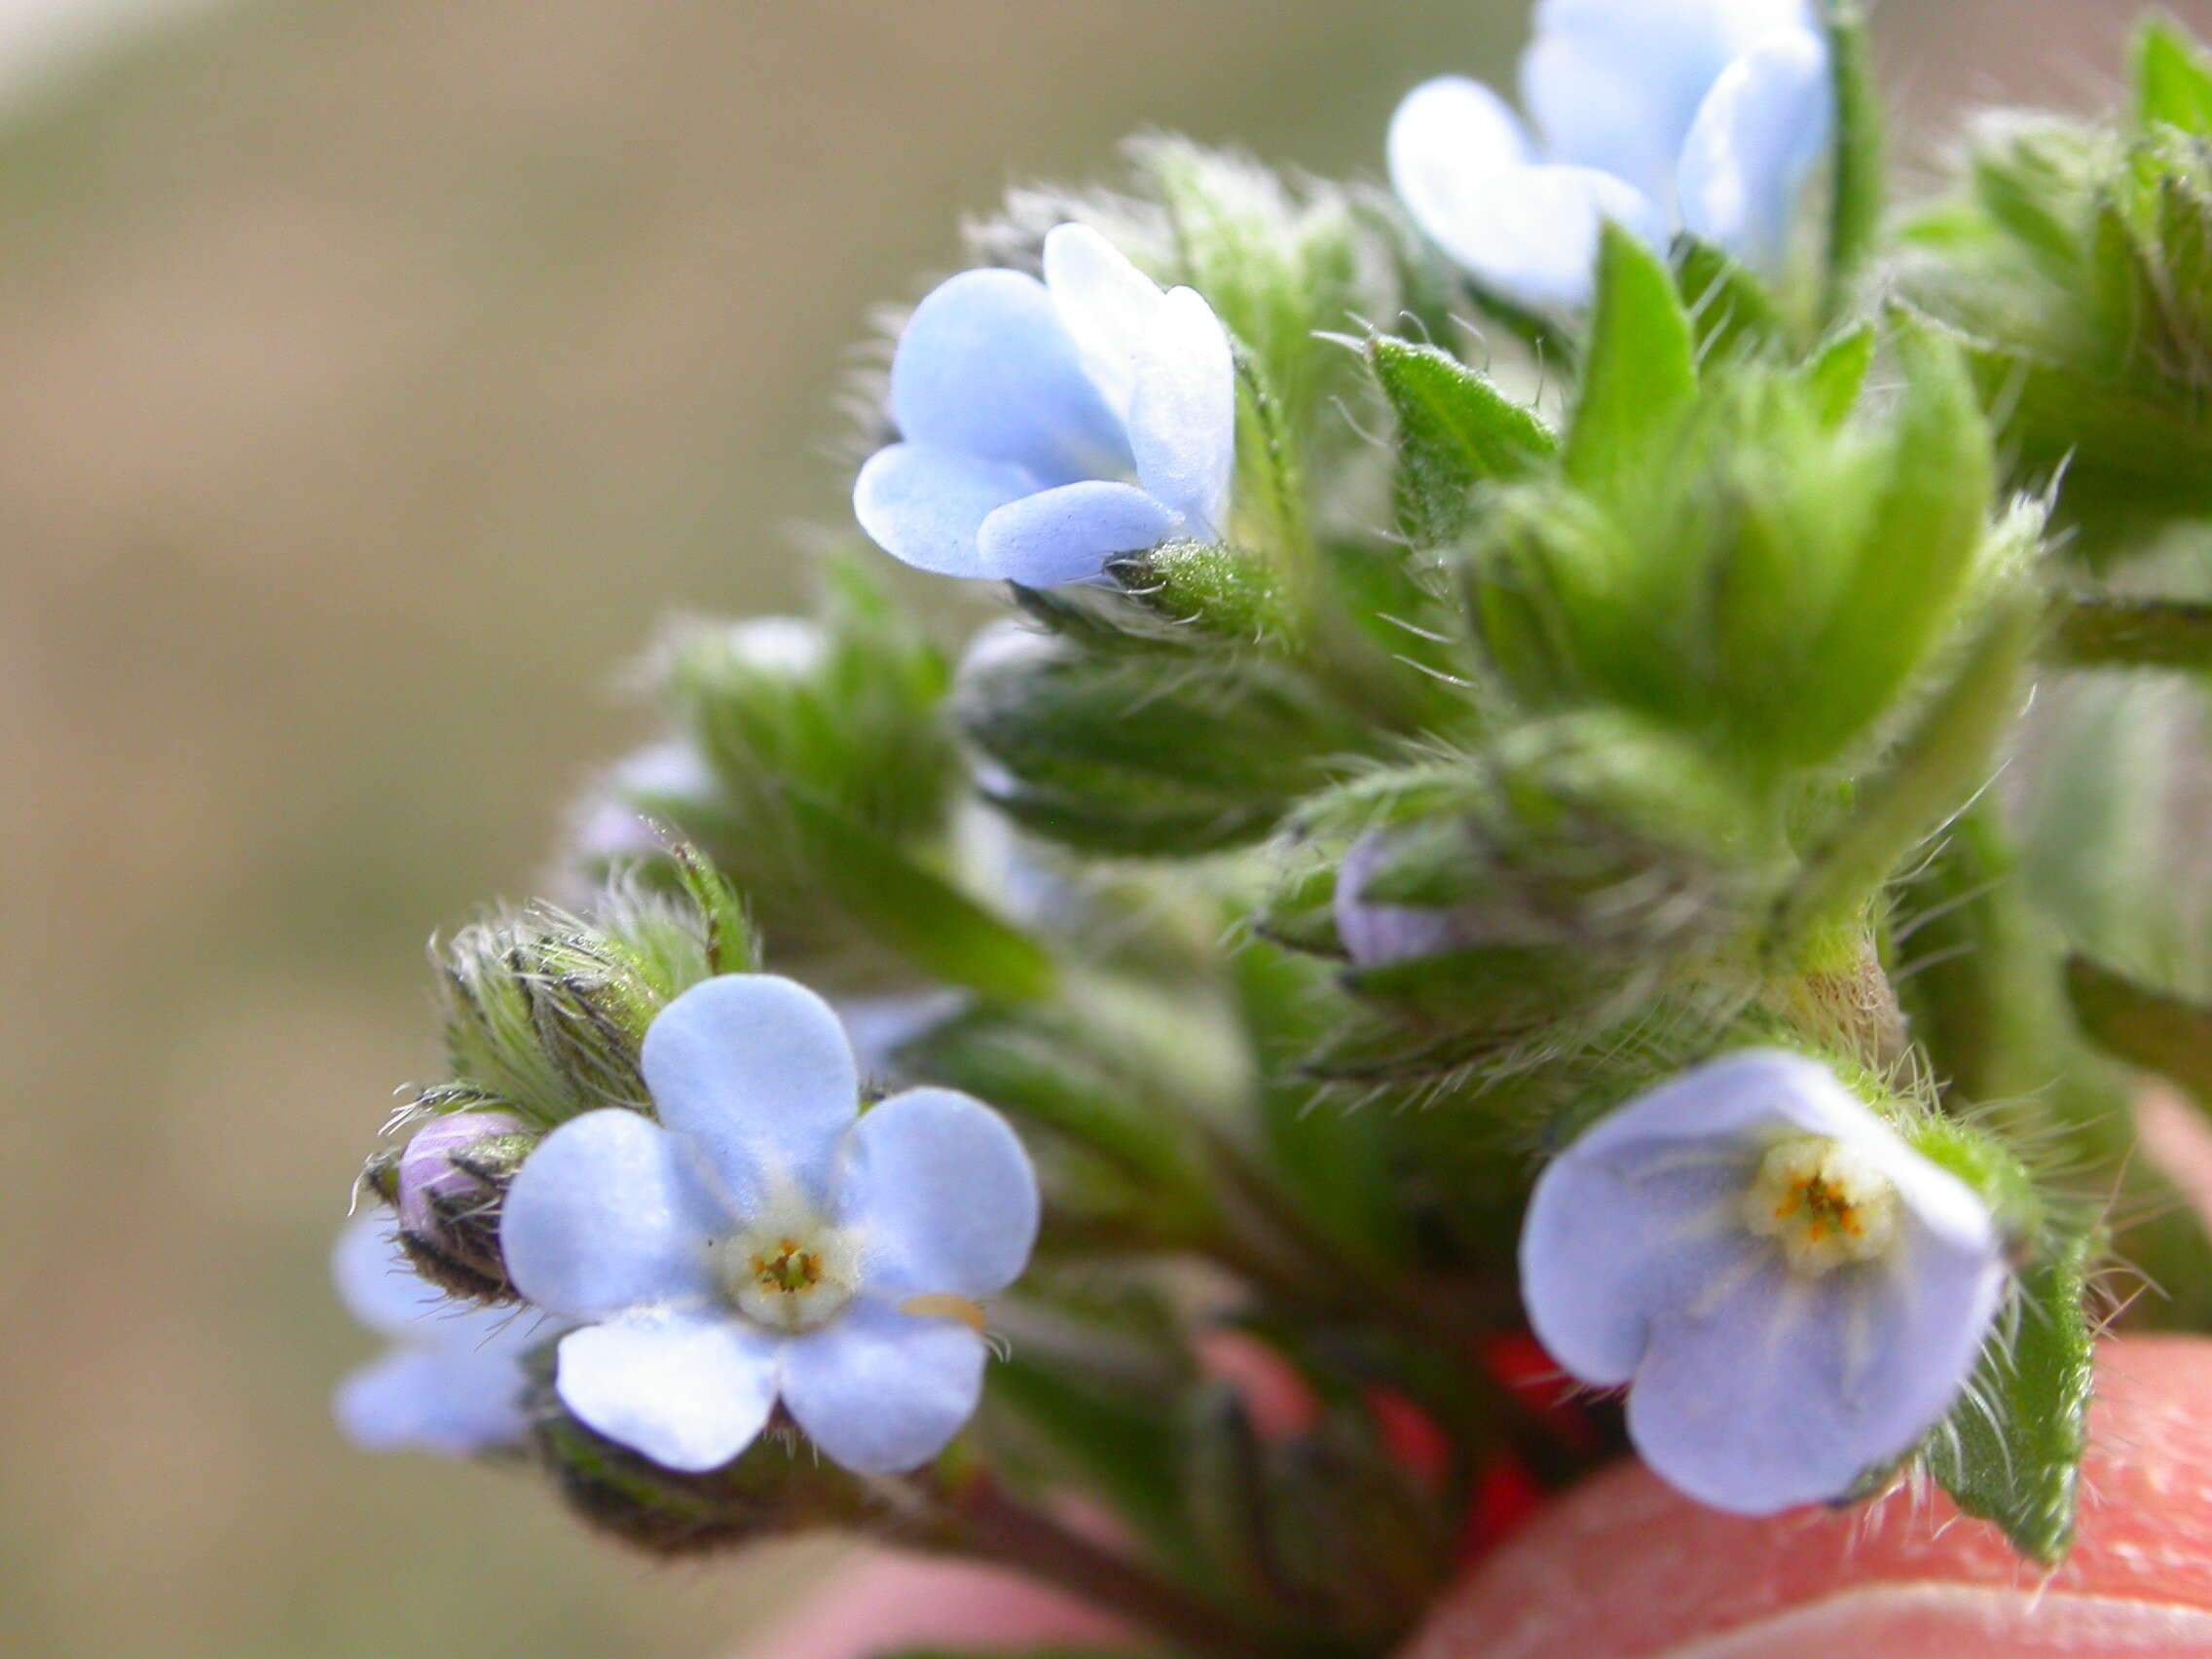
[393,1111,534,1303]
[530,1372,868,1557]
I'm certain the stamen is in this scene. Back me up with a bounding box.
[900,1294,988,1334]
[1742,1135,1901,1276]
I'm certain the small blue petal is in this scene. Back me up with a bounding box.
[838,1088,1040,1300]
[1677,26,1835,275]
[640,975,860,1218]
[1044,222,1167,422]
[335,1344,534,1457]
[1522,0,1816,198]
[1522,1147,1765,1386]
[555,1310,781,1473]
[855,443,1041,578]
[1128,287,1235,535]
[332,1213,447,1338]
[977,480,1177,588]
[780,1298,987,1475]
[500,1109,722,1321]
[1395,154,1664,313]
[890,268,1130,482]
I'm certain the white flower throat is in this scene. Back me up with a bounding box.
[717,1214,860,1333]
[1741,1135,1901,1276]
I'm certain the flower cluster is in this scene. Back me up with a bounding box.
[335,0,2212,1647]
[1390,0,1834,310]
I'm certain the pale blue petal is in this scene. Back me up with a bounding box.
[889,268,1130,481]
[1523,0,1816,197]
[554,1310,781,1473]
[500,1109,721,1321]
[335,1344,533,1457]
[1388,77,1535,212]
[781,1299,986,1474]
[976,480,1177,588]
[838,1088,1040,1300]
[1677,27,1835,275]
[332,1214,446,1338]
[1625,1225,2003,1513]
[1043,222,1164,423]
[833,991,969,1074]
[854,443,1041,579]
[1522,1144,1767,1385]
[1128,287,1235,535]
[1397,157,1664,313]
[640,975,860,1216]
[1562,1048,1874,1160]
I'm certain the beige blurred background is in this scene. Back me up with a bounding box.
[0,1,2201,1655]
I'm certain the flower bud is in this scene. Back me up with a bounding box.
[391,1110,534,1303]
[528,1370,871,1558]
[1182,1379,1455,1649]
[1901,21,2212,555]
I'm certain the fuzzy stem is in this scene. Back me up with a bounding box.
[908,1473,1279,1659]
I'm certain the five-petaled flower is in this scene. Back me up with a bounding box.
[854,223,1235,589]
[331,1214,551,1456]
[1520,1049,2006,1515]
[499,974,1040,1474]
[1389,0,1834,312]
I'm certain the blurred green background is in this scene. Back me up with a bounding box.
[0,1,2198,1654]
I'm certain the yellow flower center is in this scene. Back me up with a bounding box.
[1741,1135,1901,1276]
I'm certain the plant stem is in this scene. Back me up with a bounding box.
[909,1473,1276,1659]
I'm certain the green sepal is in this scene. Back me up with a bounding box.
[1776,585,2038,943]
[780,793,1056,1006]
[1923,1222,2097,1566]
[1365,336,1556,546]
[1796,321,1875,426]
[1774,315,2000,765]
[957,631,1367,857]
[2136,16,2212,137]
[2064,952,2212,1105]
[1109,539,1297,642]
[1675,239,1785,365]
[2047,596,2212,672]
[1565,225,1698,488]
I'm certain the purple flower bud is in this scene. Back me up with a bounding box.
[394,1110,534,1303]
[1333,831,1480,967]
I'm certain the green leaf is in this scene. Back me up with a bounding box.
[1823,1,1886,305]
[781,793,1057,1005]
[1565,225,1698,488]
[2136,16,2212,137]
[1367,336,1556,546]
[1925,1225,2096,1565]
[2046,596,2212,672]
[2065,952,2212,1104]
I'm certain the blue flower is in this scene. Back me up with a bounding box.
[331,1215,551,1456]
[1520,1049,2006,1515]
[854,224,1235,588]
[499,974,1040,1475]
[1389,0,1834,312]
